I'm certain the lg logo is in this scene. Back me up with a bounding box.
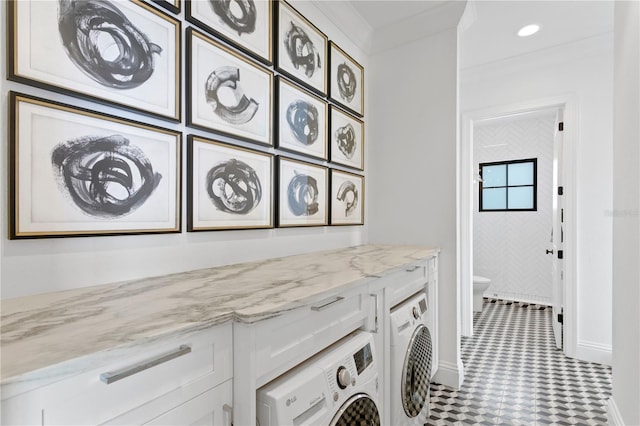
[286,395,297,407]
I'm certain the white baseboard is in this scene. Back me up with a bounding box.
[576,340,612,366]
[432,359,464,389]
[607,397,624,426]
[485,291,552,306]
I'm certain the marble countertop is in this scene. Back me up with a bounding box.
[0,244,437,392]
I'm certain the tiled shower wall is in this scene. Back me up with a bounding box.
[473,110,556,305]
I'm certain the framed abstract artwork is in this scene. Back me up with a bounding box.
[277,157,328,227]
[188,135,273,231]
[9,92,181,239]
[187,28,273,146]
[187,0,272,64]
[8,0,181,121]
[153,0,181,14]
[330,169,364,226]
[329,41,364,117]
[277,77,328,160]
[329,105,364,170]
[276,0,327,95]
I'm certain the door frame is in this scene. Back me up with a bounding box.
[459,95,577,358]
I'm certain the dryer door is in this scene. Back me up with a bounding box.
[329,393,380,426]
[401,324,433,418]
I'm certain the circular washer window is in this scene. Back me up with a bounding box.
[330,393,380,426]
[401,324,433,418]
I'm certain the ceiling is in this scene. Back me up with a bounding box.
[346,0,614,68]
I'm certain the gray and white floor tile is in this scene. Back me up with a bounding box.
[427,298,612,425]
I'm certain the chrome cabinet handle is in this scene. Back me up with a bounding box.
[311,296,345,311]
[369,293,379,333]
[100,345,191,384]
[406,265,420,272]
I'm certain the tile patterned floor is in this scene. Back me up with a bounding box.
[427,298,612,425]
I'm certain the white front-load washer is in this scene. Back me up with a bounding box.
[257,330,380,426]
[390,291,433,425]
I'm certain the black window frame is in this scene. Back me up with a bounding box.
[479,158,538,212]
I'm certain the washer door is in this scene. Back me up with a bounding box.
[330,393,380,426]
[401,324,433,418]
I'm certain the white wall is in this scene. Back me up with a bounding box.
[461,33,614,364]
[473,111,555,305]
[0,2,370,300]
[610,1,640,424]
[367,3,465,388]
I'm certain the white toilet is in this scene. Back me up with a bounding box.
[473,275,491,312]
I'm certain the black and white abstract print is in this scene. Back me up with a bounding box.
[206,159,262,214]
[189,29,272,145]
[286,100,319,146]
[190,136,272,230]
[283,21,321,79]
[277,1,326,94]
[205,66,259,125]
[336,180,358,216]
[330,170,363,225]
[329,42,363,116]
[210,0,257,35]
[287,172,319,216]
[277,79,327,159]
[329,106,363,170]
[58,0,162,89]
[12,94,180,237]
[335,123,356,159]
[278,158,327,226]
[188,0,271,63]
[336,63,356,103]
[51,135,161,218]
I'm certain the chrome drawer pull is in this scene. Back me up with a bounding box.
[311,296,345,311]
[406,265,420,272]
[100,345,191,384]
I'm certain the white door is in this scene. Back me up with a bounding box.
[550,111,565,349]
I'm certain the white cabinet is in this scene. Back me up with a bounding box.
[1,248,439,426]
[251,284,371,386]
[233,282,373,425]
[2,325,232,426]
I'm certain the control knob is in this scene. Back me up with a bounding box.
[336,366,351,389]
[412,306,420,319]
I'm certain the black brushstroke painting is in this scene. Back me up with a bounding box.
[210,0,256,35]
[336,180,358,216]
[286,100,319,146]
[205,66,259,125]
[335,123,356,159]
[336,63,356,103]
[287,173,319,216]
[51,135,162,218]
[58,0,162,89]
[206,159,262,214]
[284,21,321,78]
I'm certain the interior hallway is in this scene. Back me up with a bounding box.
[428,299,612,425]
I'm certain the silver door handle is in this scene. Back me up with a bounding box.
[311,296,345,311]
[100,345,191,384]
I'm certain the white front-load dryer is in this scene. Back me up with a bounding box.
[390,291,433,425]
[257,331,380,426]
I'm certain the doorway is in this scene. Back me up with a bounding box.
[460,96,577,358]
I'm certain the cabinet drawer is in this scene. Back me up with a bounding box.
[39,325,231,425]
[380,261,428,308]
[253,286,370,385]
[144,379,232,426]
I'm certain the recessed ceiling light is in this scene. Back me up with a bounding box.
[518,24,540,37]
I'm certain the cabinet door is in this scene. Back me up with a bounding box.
[144,380,232,426]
